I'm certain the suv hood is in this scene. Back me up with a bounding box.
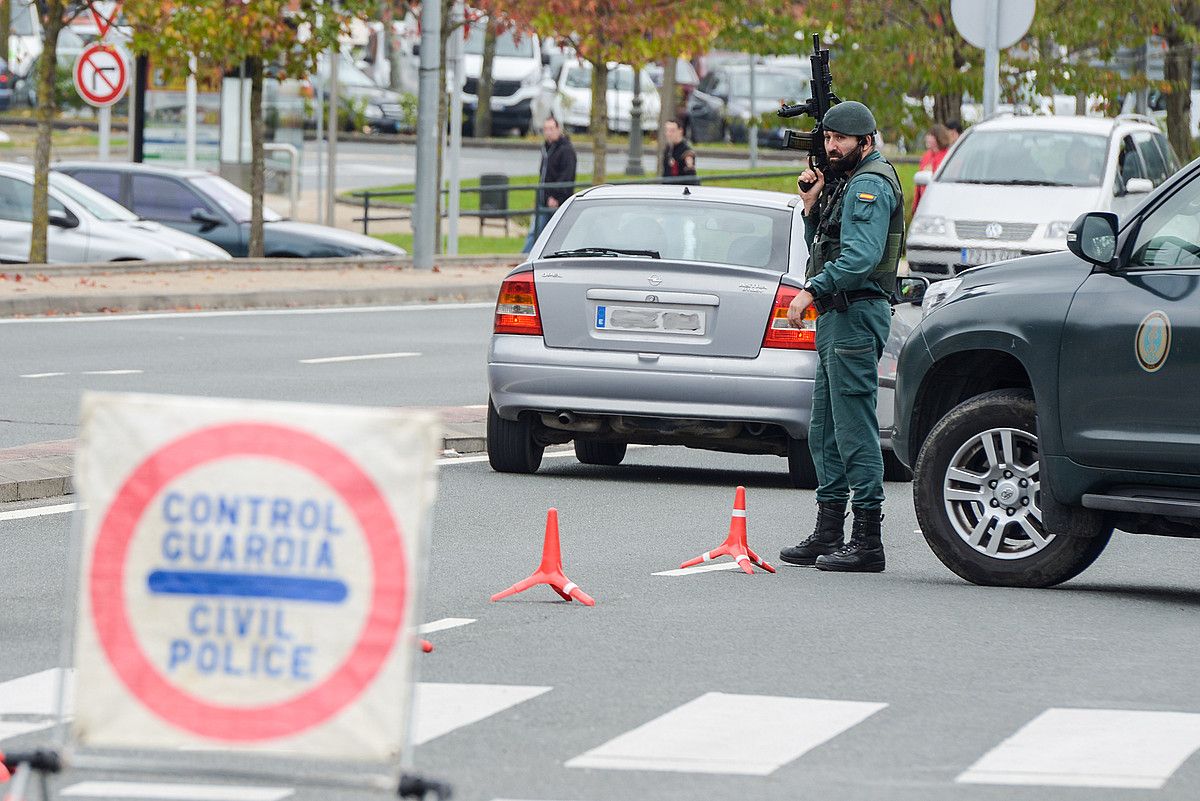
[917,182,1103,225]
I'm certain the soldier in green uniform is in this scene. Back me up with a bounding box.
[778,100,904,573]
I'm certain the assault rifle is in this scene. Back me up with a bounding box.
[777,33,840,191]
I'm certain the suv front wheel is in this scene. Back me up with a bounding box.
[913,389,1111,587]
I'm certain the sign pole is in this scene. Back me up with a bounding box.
[982,0,1000,117]
[98,105,110,159]
[185,55,197,169]
[446,1,464,256]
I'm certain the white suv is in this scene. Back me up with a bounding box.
[907,114,1180,279]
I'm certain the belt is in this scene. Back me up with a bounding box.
[811,289,888,315]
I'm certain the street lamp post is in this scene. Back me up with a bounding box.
[625,65,644,176]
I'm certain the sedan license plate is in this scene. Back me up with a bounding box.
[961,247,1022,266]
[595,304,706,336]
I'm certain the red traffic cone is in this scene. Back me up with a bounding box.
[491,508,595,605]
[680,486,776,574]
[420,639,434,653]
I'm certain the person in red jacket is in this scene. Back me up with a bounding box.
[912,123,950,215]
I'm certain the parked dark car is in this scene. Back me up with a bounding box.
[686,64,807,147]
[55,162,406,258]
[893,153,1200,588]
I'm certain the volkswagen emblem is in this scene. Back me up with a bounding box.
[985,222,1004,239]
[648,274,663,286]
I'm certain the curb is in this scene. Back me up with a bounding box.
[0,281,506,317]
[1,428,488,504]
[2,254,521,278]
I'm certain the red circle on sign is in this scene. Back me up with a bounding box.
[89,423,408,741]
[74,43,128,107]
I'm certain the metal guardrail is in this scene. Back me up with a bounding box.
[347,170,806,236]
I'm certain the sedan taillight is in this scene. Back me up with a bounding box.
[762,284,816,350]
[494,274,543,335]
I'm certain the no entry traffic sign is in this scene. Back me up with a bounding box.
[74,43,128,107]
[72,393,441,761]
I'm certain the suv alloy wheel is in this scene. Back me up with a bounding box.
[913,389,1111,587]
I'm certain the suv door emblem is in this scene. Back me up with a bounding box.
[1136,310,1172,373]
[648,275,663,286]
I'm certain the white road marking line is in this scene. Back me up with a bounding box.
[20,372,66,378]
[0,503,79,521]
[652,563,742,577]
[0,667,73,716]
[418,617,476,634]
[565,692,886,776]
[300,351,420,364]
[80,370,143,376]
[411,683,551,746]
[0,302,494,324]
[0,720,56,742]
[957,708,1200,789]
[62,783,294,801]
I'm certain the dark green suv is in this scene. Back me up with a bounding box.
[894,160,1200,587]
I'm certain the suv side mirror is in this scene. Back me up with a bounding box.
[1124,177,1153,195]
[913,170,933,187]
[893,275,929,306]
[48,208,77,229]
[1066,211,1119,269]
[190,207,223,230]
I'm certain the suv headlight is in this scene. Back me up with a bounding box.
[173,248,200,260]
[1045,220,1071,240]
[909,214,947,236]
[921,277,963,317]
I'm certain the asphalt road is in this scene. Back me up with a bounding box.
[150,140,796,192]
[0,303,495,448]
[4,306,1200,800]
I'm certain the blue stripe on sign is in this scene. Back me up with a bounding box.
[146,570,348,603]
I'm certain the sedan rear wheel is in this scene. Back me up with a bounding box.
[574,439,627,466]
[487,399,545,474]
[914,389,1111,587]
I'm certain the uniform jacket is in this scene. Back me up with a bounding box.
[802,150,901,297]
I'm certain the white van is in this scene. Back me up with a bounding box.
[461,20,544,135]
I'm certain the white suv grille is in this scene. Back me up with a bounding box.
[954,221,1036,241]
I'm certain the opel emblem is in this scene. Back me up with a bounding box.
[985,222,1003,239]
[648,274,663,286]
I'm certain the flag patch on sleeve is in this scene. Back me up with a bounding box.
[856,192,876,201]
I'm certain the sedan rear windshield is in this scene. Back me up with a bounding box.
[938,130,1110,187]
[542,198,792,270]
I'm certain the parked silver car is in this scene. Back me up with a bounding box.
[486,184,915,487]
[907,113,1179,279]
[0,163,229,263]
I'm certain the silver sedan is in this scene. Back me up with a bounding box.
[486,184,914,487]
[0,163,229,263]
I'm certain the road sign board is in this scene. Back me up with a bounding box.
[951,0,1036,49]
[72,392,440,762]
[88,0,121,39]
[74,43,128,107]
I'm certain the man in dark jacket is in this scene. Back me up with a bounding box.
[523,116,577,253]
[661,119,699,186]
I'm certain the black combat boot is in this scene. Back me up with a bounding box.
[780,502,847,566]
[816,507,885,572]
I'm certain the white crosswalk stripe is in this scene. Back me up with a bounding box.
[957,707,1200,789]
[61,782,294,801]
[565,692,886,776]
[412,683,552,746]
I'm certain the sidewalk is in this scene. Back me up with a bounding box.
[0,407,488,503]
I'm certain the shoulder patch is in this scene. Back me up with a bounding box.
[856,192,876,202]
